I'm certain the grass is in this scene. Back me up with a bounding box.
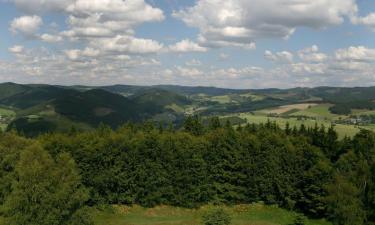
[352,109,375,116]
[257,104,318,115]
[93,204,331,225]
[235,113,372,138]
[210,95,233,104]
[0,107,16,117]
[290,104,340,120]
[166,104,185,113]
[0,107,16,131]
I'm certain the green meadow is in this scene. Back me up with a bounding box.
[93,204,331,225]
[233,113,372,138]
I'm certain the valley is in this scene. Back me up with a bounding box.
[1,83,375,137]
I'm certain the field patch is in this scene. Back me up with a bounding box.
[290,104,340,119]
[93,204,331,225]
[259,103,318,115]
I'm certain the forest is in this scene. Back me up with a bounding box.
[0,117,374,225]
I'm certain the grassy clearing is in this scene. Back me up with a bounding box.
[93,204,331,225]
[0,107,16,117]
[352,109,375,116]
[210,95,233,104]
[290,104,340,120]
[239,93,266,101]
[166,104,185,113]
[235,113,372,138]
[258,104,318,115]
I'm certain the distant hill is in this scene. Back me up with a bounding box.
[0,85,73,109]
[0,82,31,101]
[53,89,144,127]
[131,88,191,107]
[2,82,375,136]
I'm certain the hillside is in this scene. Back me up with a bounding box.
[2,83,375,137]
[0,82,31,101]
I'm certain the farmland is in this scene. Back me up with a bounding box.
[224,103,375,138]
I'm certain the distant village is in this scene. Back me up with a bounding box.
[337,115,375,126]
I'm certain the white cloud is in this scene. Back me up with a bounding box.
[8,45,24,54]
[335,46,375,61]
[13,0,74,13]
[89,35,163,54]
[174,0,358,48]
[265,50,294,63]
[352,13,375,31]
[298,45,328,63]
[10,15,43,37]
[169,39,207,53]
[40,33,63,42]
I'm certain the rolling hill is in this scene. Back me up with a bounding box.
[2,83,375,136]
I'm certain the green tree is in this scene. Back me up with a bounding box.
[1,144,92,225]
[325,175,365,225]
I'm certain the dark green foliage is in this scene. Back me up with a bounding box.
[202,208,231,225]
[7,117,57,137]
[131,88,191,107]
[0,85,74,109]
[0,83,31,101]
[290,214,306,225]
[1,117,375,225]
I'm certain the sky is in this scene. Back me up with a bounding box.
[1,0,375,89]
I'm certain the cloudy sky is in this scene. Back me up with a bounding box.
[1,0,375,89]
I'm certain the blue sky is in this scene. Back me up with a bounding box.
[1,0,375,89]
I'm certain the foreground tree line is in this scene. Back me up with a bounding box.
[0,117,375,225]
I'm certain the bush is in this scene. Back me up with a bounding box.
[202,208,231,225]
[290,214,306,225]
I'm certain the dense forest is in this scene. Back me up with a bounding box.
[0,117,374,225]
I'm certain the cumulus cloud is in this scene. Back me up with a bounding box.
[352,13,375,31]
[265,50,294,63]
[2,45,375,88]
[40,33,63,42]
[89,35,164,54]
[13,0,74,13]
[8,45,24,54]
[10,15,43,37]
[298,45,328,63]
[168,39,207,53]
[335,46,375,61]
[174,0,358,48]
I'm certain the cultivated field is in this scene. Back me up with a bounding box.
[258,103,318,115]
[93,204,331,225]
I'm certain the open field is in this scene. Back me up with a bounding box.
[93,204,331,225]
[289,104,341,120]
[0,107,16,131]
[233,113,373,138]
[352,109,375,116]
[0,107,16,117]
[257,103,318,115]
